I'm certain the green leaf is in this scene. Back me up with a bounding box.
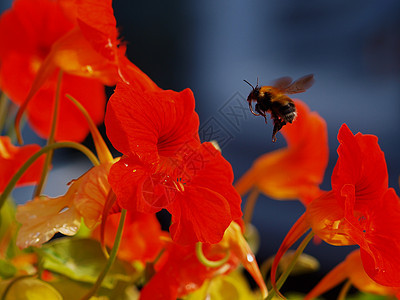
[48,274,139,300]
[0,277,62,300]
[186,270,260,300]
[38,238,138,289]
[0,259,17,279]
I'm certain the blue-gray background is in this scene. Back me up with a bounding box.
[3,0,400,296]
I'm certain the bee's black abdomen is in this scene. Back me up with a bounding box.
[279,102,297,123]
[279,102,295,115]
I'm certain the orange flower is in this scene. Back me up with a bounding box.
[305,250,400,299]
[235,100,328,205]
[139,221,267,300]
[0,0,110,141]
[106,79,242,245]
[271,124,400,294]
[0,136,45,192]
[92,211,167,264]
[0,0,155,142]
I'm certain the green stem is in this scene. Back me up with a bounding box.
[195,242,230,268]
[1,275,34,300]
[0,92,7,134]
[266,231,315,300]
[243,188,260,226]
[0,141,99,210]
[337,280,352,300]
[5,103,21,144]
[80,209,127,300]
[34,71,63,197]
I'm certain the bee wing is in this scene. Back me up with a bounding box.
[284,74,315,94]
[271,76,293,91]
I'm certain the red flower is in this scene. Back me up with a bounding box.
[105,81,242,244]
[92,211,167,264]
[0,0,109,141]
[271,124,400,293]
[139,222,267,300]
[140,242,220,300]
[235,100,328,205]
[0,136,45,192]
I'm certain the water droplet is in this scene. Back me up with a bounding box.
[58,206,69,214]
[247,254,254,262]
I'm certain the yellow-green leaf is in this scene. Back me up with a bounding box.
[0,277,62,300]
[37,238,137,289]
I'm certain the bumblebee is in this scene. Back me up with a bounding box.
[244,74,315,142]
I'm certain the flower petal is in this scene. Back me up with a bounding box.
[361,189,400,287]
[92,211,167,264]
[168,187,232,244]
[187,143,242,221]
[16,193,81,248]
[167,143,242,244]
[105,85,199,165]
[51,28,118,85]
[139,243,209,300]
[347,250,399,295]
[332,124,388,211]
[108,156,156,213]
[224,222,268,298]
[73,163,114,229]
[0,137,45,192]
[26,73,105,141]
[76,0,118,61]
[306,191,355,246]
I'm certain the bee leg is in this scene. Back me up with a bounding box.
[255,104,268,123]
[256,103,268,124]
[248,102,261,116]
[272,117,286,142]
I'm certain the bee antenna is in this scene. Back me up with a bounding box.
[243,79,255,90]
[257,77,259,87]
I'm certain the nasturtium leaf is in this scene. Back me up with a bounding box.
[49,274,139,300]
[185,271,259,300]
[38,238,136,288]
[0,277,62,300]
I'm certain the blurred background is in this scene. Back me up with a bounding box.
[2,0,400,297]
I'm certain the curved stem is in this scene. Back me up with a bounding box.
[267,231,315,300]
[195,242,230,268]
[34,70,63,197]
[0,141,99,210]
[243,188,260,226]
[80,209,127,300]
[1,275,34,300]
[66,94,113,164]
[337,280,352,300]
